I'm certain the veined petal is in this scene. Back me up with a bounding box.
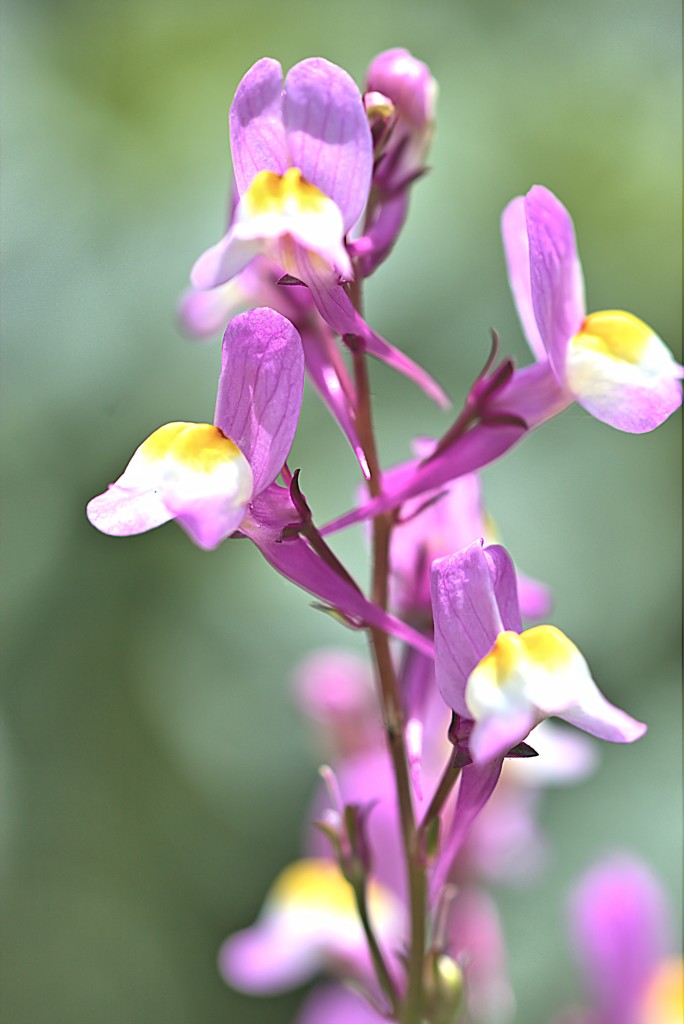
[431,541,521,717]
[525,185,586,377]
[215,308,304,495]
[501,196,546,361]
[87,422,253,549]
[229,58,288,196]
[232,168,352,279]
[565,310,683,432]
[284,58,373,232]
[219,858,403,994]
[465,625,646,762]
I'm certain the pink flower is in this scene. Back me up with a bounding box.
[431,540,646,763]
[191,58,447,406]
[494,185,683,432]
[87,308,432,654]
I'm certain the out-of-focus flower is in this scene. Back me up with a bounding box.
[220,857,405,995]
[562,856,682,1024]
[495,185,683,432]
[297,984,386,1024]
[431,539,646,763]
[293,649,382,759]
[191,58,447,406]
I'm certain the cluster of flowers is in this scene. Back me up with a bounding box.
[87,49,682,1024]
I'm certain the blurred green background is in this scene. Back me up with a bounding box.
[1,0,681,1020]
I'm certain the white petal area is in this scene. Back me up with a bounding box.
[87,485,173,537]
[233,168,352,279]
[88,422,254,549]
[564,310,683,433]
[465,626,646,759]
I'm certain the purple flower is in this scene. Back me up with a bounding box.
[567,856,681,1024]
[431,539,646,763]
[494,185,683,432]
[87,308,432,654]
[190,58,448,407]
[88,307,304,550]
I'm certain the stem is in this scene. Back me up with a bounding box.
[353,879,401,1017]
[419,751,462,839]
[349,306,427,1024]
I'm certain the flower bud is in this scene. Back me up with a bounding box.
[423,951,466,1024]
[366,48,437,131]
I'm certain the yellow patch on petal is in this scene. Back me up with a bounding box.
[139,422,244,473]
[571,310,654,366]
[477,626,577,687]
[267,858,397,929]
[245,168,331,219]
[519,625,578,672]
[639,958,684,1024]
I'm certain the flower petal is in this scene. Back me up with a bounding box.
[87,484,173,537]
[215,308,304,494]
[190,231,262,290]
[524,185,586,377]
[87,422,253,549]
[298,985,386,1024]
[466,625,647,755]
[229,58,288,196]
[431,759,504,898]
[431,541,521,717]
[501,196,546,361]
[179,279,250,338]
[283,58,373,232]
[565,309,683,432]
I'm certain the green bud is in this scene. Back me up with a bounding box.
[423,951,465,1024]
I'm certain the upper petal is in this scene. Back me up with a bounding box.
[501,196,546,361]
[283,58,373,232]
[214,308,304,494]
[229,58,288,196]
[431,540,521,716]
[524,185,586,377]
